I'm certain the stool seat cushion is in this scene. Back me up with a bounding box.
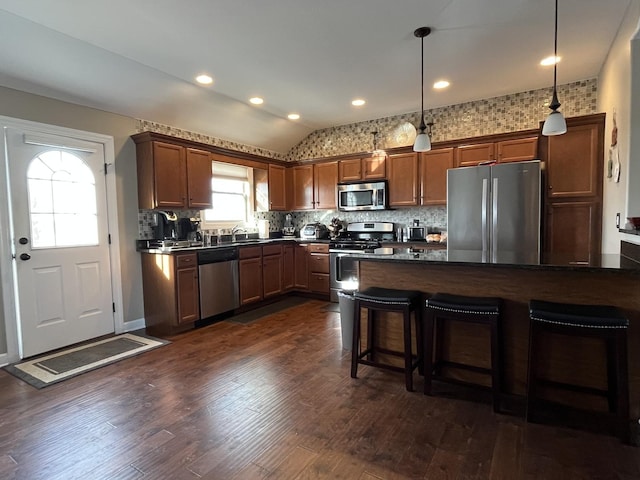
[354,287,421,305]
[529,299,628,329]
[426,293,501,315]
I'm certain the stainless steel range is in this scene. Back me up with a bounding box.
[329,221,395,301]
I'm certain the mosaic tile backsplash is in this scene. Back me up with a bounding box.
[136,79,597,162]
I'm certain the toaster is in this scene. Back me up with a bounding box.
[300,222,329,240]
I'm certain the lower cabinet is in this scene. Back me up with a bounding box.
[239,246,263,305]
[282,243,295,290]
[294,243,309,290]
[140,252,200,336]
[262,244,283,298]
[307,243,329,294]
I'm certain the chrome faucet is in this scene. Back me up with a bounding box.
[231,225,245,242]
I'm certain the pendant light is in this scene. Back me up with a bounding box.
[413,26,432,152]
[542,0,567,136]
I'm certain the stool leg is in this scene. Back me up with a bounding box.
[423,307,435,395]
[415,304,424,376]
[403,306,413,392]
[526,320,541,422]
[490,313,502,413]
[351,300,362,379]
[367,308,376,363]
[613,329,630,442]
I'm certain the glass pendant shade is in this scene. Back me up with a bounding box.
[542,110,567,136]
[413,132,432,152]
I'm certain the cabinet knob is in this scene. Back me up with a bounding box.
[549,185,553,190]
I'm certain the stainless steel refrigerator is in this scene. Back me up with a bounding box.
[447,160,541,264]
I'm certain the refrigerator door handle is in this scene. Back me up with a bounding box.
[481,178,488,258]
[492,177,499,263]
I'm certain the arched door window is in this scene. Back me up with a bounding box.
[27,150,99,248]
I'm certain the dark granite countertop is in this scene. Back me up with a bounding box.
[351,247,640,273]
[137,237,330,254]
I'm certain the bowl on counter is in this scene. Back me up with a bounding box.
[627,217,640,229]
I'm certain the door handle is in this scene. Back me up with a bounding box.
[20,253,31,261]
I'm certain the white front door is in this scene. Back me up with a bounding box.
[6,127,114,358]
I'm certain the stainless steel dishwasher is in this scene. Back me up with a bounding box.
[197,247,239,318]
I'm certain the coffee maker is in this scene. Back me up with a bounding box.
[153,211,178,240]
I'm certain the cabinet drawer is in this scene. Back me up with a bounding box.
[175,253,197,268]
[262,244,283,256]
[308,243,329,253]
[239,246,262,259]
[309,253,329,273]
[309,272,329,293]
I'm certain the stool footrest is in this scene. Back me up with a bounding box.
[535,378,611,398]
[434,360,493,376]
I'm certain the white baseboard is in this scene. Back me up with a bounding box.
[123,318,145,332]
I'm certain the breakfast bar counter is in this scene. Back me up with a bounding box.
[352,242,640,425]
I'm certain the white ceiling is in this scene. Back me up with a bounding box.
[0,0,632,154]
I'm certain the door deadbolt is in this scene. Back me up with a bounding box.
[19,253,31,261]
[19,237,29,245]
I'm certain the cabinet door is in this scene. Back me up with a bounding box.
[420,148,454,206]
[314,161,338,209]
[497,137,538,163]
[268,164,287,211]
[239,257,263,305]
[176,266,199,324]
[545,201,601,265]
[455,143,494,167]
[263,254,283,298]
[186,148,212,209]
[294,244,309,290]
[363,155,386,180]
[291,165,314,210]
[388,153,419,207]
[153,141,187,208]
[338,158,362,182]
[282,244,294,290]
[546,124,600,199]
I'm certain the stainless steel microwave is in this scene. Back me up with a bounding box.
[337,181,387,211]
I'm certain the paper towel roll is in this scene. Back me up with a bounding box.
[258,220,270,239]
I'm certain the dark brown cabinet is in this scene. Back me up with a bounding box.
[134,138,212,210]
[388,152,419,207]
[420,148,454,206]
[289,162,337,210]
[455,136,538,167]
[338,156,386,182]
[268,164,287,211]
[140,252,199,336]
[282,243,295,290]
[294,243,309,290]
[307,243,329,294]
[238,246,263,305]
[541,113,604,265]
[262,244,283,298]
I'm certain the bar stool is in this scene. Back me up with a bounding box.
[527,299,629,442]
[350,287,423,391]
[424,293,503,412]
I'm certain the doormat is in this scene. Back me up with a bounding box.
[226,296,310,325]
[3,333,169,389]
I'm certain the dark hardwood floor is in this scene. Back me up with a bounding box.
[1,299,639,479]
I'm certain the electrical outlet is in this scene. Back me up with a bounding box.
[616,213,621,228]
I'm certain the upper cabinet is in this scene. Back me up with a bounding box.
[420,148,454,206]
[338,156,386,182]
[135,139,212,210]
[268,164,287,211]
[455,136,538,167]
[289,162,337,210]
[388,152,419,207]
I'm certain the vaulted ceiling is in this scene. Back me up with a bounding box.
[0,0,632,154]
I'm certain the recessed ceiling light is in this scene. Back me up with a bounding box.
[540,56,561,66]
[351,99,366,106]
[433,80,450,89]
[195,74,213,85]
[249,97,264,105]
[287,113,300,120]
